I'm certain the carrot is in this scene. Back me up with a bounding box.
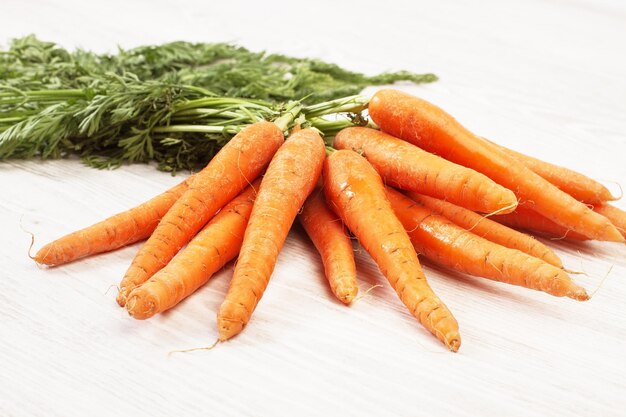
[217,128,325,341]
[387,188,589,301]
[405,191,563,268]
[34,176,194,266]
[591,203,626,239]
[324,149,461,351]
[368,89,624,242]
[126,180,260,320]
[494,205,589,241]
[117,121,284,306]
[299,188,358,304]
[334,127,517,213]
[489,140,616,204]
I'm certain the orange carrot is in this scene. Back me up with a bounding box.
[126,180,260,320]
[591,203,626,239]
[117,121,284,306]
[405,191,563,268]
[34,176,194,266]
[369,89,624,242]
[217,128,325,340]
[299,188,358,304]
[324,149,461,351]
[387,188,589,300]
[490,140,616,204]
[334,127,517,213]
[494,205,589,241]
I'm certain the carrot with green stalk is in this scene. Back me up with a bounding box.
[324,149,461,351]
[334,127,517,214]
[368,89,623,242]
[217,128,326,341]
[126,180,260,319]
[388,188,589,300]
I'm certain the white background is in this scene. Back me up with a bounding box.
[1,1,625,416]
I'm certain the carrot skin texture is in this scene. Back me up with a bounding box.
[494,205,589,241]
[405,191,563,268]
[34,176,194,266]
[592,204,626,239]
[387,189,588,301]
[126,180,260,319]
[217,128,326,340]
[491,141,616,204]
[334,127,517,213]
[324,150,461,351]
[117,121,284,306]
[369,89,624,242]
[299,188,358,304]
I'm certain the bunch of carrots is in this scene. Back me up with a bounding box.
[33,89,625,352]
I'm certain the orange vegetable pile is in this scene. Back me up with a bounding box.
[33,89,625,352]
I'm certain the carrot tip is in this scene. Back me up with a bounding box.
[447,338,461,353]
[116,290,128,307]
[126,294,157,320]
[570,288,590,302]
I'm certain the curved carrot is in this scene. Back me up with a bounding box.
[405,191,563,268]
[217,128,325,341]
[34,176,194,266]
[117,121,284,306]
[299,188,358,304]
[369,89,623,242]
[126,180,260,320]
[494,205,589,241]
[334,127,517,213]
[591,203,626,239]
[490,140,616,204]
[388,188,588,301]
[324,150,461,352]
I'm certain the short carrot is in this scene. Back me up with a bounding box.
[324,150,461,351]
[591,203,626,239]
[217,128,326,341]
[489,140,616,204]
[388,188,589,300]
[126,180,260,320]
[405,191,563,268]
[368,89,624,242]
[299,188,358,304]
[34,176,194,266]
[117,121,284,306]
[494,205,589,241]
[334,127,517,213]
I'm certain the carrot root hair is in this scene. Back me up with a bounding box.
[167,339,220,356]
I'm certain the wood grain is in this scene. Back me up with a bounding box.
[1,1,625,416]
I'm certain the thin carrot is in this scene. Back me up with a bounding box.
[34,175,194,266]
[494,205,589,241]
[299,188,358,304]
[369,89,624,242]
[334,127,517,213]
[324,149,461,351]
[591,203,626,239]
[117,121,284,306]
[405,191,563,268]
[489,140,616,204]
[217,128,325,341]
[387,188,589,300]
[126,180,260,320]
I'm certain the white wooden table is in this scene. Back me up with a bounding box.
[1,1,625,416]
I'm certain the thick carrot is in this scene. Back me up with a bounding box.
[405,191,563,268]
[34,176,194,266]
[591,203,626,239]
[217,128,325,341]
[494,205,589,241]
[117,121,283,306]
[334,127,517,213]
[490,140,616,204]
[387,188,589,300]
[369,89,624,242]
[324,149,461,351]
[299,188,358,304]
[126,180,260,320]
